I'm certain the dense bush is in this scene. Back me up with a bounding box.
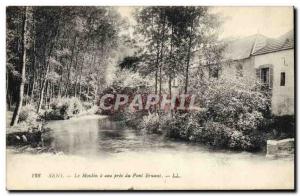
[106,71,271,151]
[82,101,93,110]
[161,112,190,139]
[7,104,41,133]
[44,97,84,120]
[140,112,161,133]
[18,104,38,123]
[159,111,266,151]
[199,78,270,131]
[157,77,270,151]
[194,77,268,150]
[101,69,152,123]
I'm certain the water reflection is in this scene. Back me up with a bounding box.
[45,117,267,160]
[45,118,100,155]
[45,117,180,156]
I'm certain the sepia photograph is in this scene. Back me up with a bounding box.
[5,5,295,190]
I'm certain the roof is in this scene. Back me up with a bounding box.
[252,30,294,55]
[222,34,267,61]
[222,30,294,60]
[190,30,294,68]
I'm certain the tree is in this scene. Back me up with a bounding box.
[10,7,33,126]
[135,7,168,95]
[134,7,222,95]
[7,6,124,118]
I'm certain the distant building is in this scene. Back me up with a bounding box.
[167,30,294,116]
[212,30,294,116]
[252,31,294,116]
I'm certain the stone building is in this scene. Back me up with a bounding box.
[213,30,294,116]
[167,30,294,116]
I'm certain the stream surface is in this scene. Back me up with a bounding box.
[44,116,288,161]
[45,116,218,157]
[7,116,294,189]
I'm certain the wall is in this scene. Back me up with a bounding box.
[221,57,256,80]
[172,48,294,116]
[254,49,294,116]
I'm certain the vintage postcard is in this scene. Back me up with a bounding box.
[6,6,295,190]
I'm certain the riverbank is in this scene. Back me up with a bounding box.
[6,108,107,153]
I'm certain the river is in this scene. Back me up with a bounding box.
[6,115,294,190]
[44,115,239,157]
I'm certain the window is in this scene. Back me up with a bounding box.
[256,66,273,90]
[280,72,286,86]
[282,57,288,66]
[261,68,270,84]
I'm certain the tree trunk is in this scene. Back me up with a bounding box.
[11,7,32,126]
[30,76,36,104]
[86,85,90,102]
[37,70,48,113]
[29,27,36,104]
[64,35,77,97]
[78,60,83,99]
[37,22,60,113]
[152,12,159,96]
[44,80,49,109]
[73,51,79,97]
[159,12,166,107]
[25,82,30,105]
[184,23,194,94]
[58,63,63,97]
[168,24,174,98]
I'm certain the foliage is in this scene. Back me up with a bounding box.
[7,104,41,133]
[44,97,84,120]
[82,101,93,110]
[134,7,223,93]
[18,104,38,123]
[111,69,152,90]
[7,6,278,153]
[7,6,124,120]
[139,77,271,151]
[140,112,161,133]
[198,77,270,132]
[118,56,141,72]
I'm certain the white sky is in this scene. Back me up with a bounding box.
[116,6,294,39]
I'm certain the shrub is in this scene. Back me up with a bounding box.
[126,111,146,128]
[108,111,127,121]
[201,122,233,147]
[161,112,190,139]
[200,78,270,131]
[44,109,64,120]
[8,104,41,133]
[71,97,83,115]
[100,68,152,125]
[82,101,93,110]
[18,104,38,123]
[158,77,270,151]
[140,112,160,133]
[44,97,84,120]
